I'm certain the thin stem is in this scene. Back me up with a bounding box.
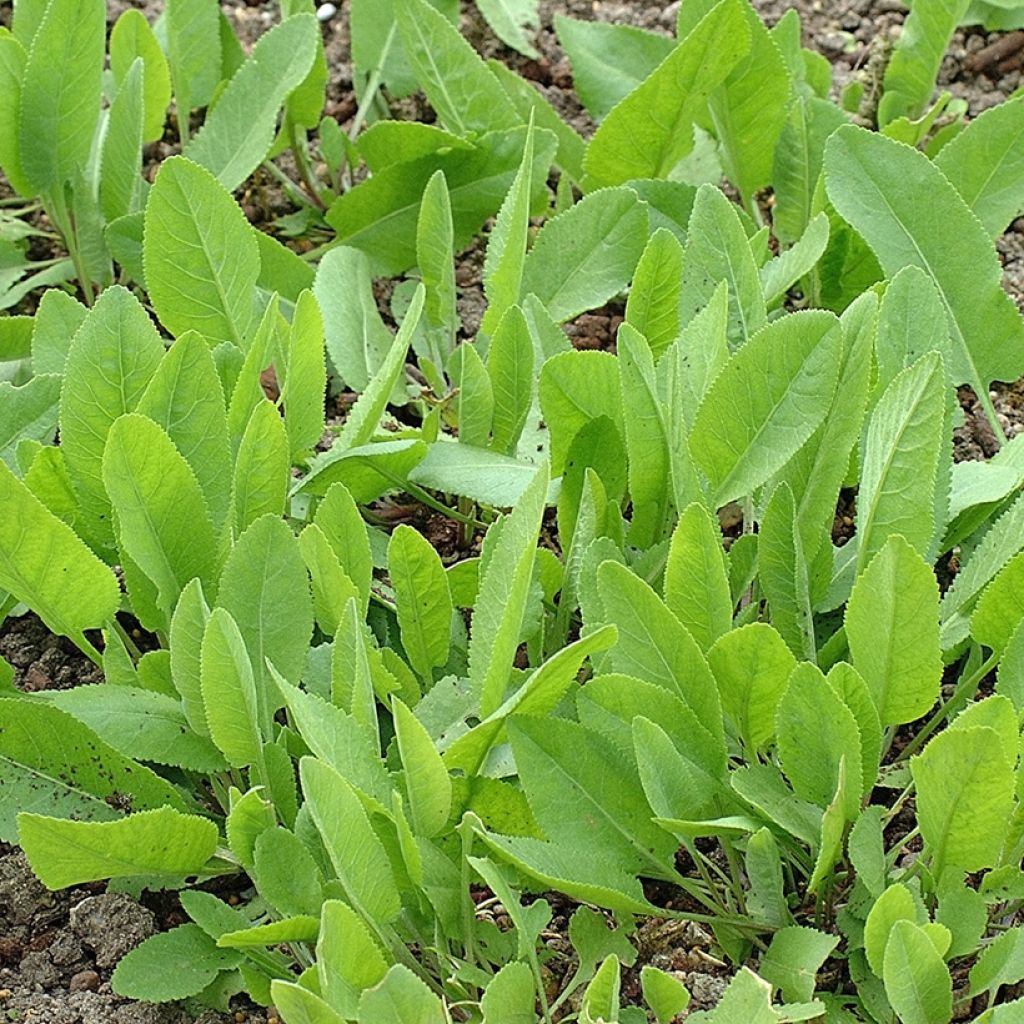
[260,157,319,211]
[46,187,95,305]
[110,617,143,661]
[896,651,999,762]
[348,23,396,144]
[287,118,327,210]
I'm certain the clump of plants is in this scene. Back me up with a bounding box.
[2,0,1024,1020]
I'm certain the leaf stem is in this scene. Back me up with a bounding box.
[45,186,94,306]
[286,118,327,210]
[896,650,999,762]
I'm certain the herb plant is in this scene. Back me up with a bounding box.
[2,0,1024,1021]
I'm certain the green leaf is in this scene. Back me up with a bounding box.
[217,514,314,717]
[314,482,373,615]
[99,58,145,225]
[487,305,534,456]
[760,926,839,1003]
[300,757,401,924]
[336,285,425,452]
[0,374,61,471]
[519,187,648,323]
[389,524,452,679]
[17,0,104,192]
[316,899,387,1013]
[969,926,1024,1002]
[478,833,656,914]
[0,31,30,198]
[110,9,172,143]
[144,156,259,349]
[708,623,796,754]
[233,400,290,533]
[582,0,750,189]
[943,489,1024,650]
[481,122,535,339]
[488,59,585,183]
[469,463,548,715]
[912,725,1015,877]
[200,607,263,768]
[358,964,446,1024]
[482,961,537,1024]
[30,288,87,377]
[689,310,843,506]
[874,266,951,401]
[641,965,691,1024]
[665,503,732,653]
[617,323,671,547]
[168,579,211,735]
[416,170,457,360]
[280,290,327,459]
[137,331,233,536]
[184,15,318,191]
[357,120,474,172]
[396,0,519,136]
[865,882,919,977]
[760,213,829,308]
[845,535,942,727]
[625,228,683,360]
[275,671,392,808]
[935,96,1024,238]
[476,0,539,57]
[60,285,164,550]
[113,924,242,1002]
[699,1,792,204]
[270,983,348,1024]
[758,483,815,659]
[878,0,971,126]
[553,15,673,122]
[882,920,953,1024]
[972,549,1024,655]
[18,806,218,889]
[326,126,556,276]
[824,124,1024,393]
[772,95,848,244]
[856,352,947,571]
[776,662,862,818]
[314,248,393,393]
[508,715,677,874]
[597,560,724,744]
[49,686,226,772]
[166,0,221,131]
[0,463,120,654]
[300,523,359,637]
[539,350,623,475]
[103,414,220,631]
[0,697,186,842]
[393,698,451,838]
[449,343,494,448]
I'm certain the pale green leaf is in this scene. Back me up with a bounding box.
[18,0,104,192]
[690,310,843,506]
[882,920,953,1024]
[200,607,263,768]
[110,9,172,143]
[393,698,451,838]
[846,535,942,726]
[389,524,452,679]
[18,807,218,889]
[103,414,220,630]
[824,124,1024,392]
[185,15,318,191]
[583,0,750,188]
[519,187,648,323]
[144,156,259,348]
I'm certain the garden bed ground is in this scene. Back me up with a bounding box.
[1,0,1024,1021]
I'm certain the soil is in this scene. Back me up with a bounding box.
[2,0,1024,1021]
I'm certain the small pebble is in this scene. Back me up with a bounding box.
[316,2,337,20]
[69,970,100,993]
